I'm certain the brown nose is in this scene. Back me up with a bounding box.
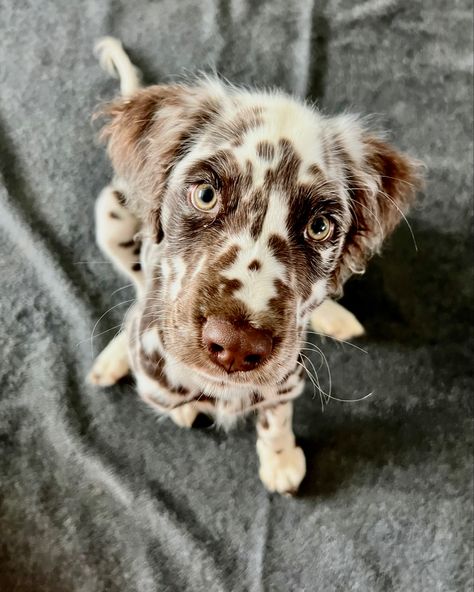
[202,318,273,373]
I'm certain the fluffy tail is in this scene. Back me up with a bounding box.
[94,36,141,97]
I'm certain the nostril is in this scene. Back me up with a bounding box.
[209,343,224,354]
[244,354,261,366]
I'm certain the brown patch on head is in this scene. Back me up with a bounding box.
[268,234,291,267]
[248,259,261,271]
[307,164,323,177]
[219,278,243,297]
[262,138,302,196]
[268,279,294,318]
[216,245,240,269]
[249,190,268,239]
[256,141,275,161]
[211,106,264,147]
[276,138,301,187]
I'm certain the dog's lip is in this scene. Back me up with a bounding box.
[188,362,266,387]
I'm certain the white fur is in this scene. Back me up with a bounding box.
[88,331,129,386]
[169,256,187,300]
[256,402,306,494]
[141,328,161,355]
[310,299,365,340]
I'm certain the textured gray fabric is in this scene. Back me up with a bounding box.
[0,0,472,590]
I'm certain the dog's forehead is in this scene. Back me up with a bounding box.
[170,92,330,190]
[229,94,328,177]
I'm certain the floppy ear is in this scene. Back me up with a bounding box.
[331,129,423,294]
[97,84,221,216]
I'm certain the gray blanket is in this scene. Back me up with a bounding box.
[1,1,472,590]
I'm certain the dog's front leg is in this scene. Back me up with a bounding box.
[256,402,306,495]
[310,299,364,340]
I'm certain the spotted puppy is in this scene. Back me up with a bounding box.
[89,37,420,495]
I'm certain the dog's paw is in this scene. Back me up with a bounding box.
[310,299,365,341]
[88,355,129,387]
[88,334,130,387]
[169,403,199,428]
[257,443,306,495]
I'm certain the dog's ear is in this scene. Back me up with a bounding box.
[97,84,221,214]
[331,125,423,293]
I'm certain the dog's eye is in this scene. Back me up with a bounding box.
[190,183,218,211]
[307,215,333,241]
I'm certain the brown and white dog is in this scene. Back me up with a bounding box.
[88,37,421,495]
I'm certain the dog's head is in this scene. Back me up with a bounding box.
[100,80,421,387]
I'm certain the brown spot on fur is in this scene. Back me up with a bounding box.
[216,245,240,269]
[277,386,295,396]
[268,279,293,317]
[109,211,121,219]
[307,164,323,177]
[280,368,298,384]
[256,141,275,161]
[249,190,268,239]
[226,107,265,147]
[113,190,127,206]
[119,239,135,248]
[248,259,261,271]
[268,234,291,267]
[251,392,264,406]
[220,278,243,296]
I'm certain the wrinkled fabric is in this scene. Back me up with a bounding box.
[0,1,472,590]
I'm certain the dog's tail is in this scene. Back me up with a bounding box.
[94,36,141,97]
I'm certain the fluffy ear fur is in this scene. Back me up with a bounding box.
[331,126,423,293]
[97,84,221,216]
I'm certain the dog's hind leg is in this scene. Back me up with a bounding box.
[88,185,143,387]
[95,184,144,297]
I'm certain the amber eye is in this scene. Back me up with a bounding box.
[307,215,333,241]
[190,183,218,211]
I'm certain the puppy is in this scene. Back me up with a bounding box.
[89,37,421,495]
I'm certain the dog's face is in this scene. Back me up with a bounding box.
[101,80,420,387]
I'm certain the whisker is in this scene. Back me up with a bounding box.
[90,298,136,357]
[304,331,369,354]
